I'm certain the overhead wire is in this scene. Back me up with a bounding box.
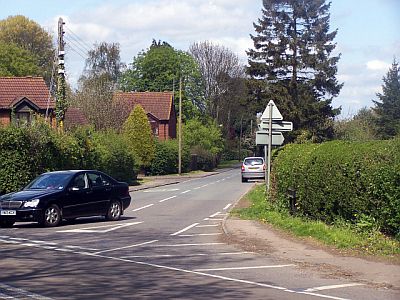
[64,37,89,58]
[64,26,92,53]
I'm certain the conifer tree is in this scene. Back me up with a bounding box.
[122,105,155,168]
[247,0,343,141]
[373,59,400,138]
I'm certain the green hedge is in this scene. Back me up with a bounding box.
[272,139,400,236]
[0,124,136,195]
[150,139,190,175]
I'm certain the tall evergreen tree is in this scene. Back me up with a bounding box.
[247,0,342,142]
[373,59,400,138]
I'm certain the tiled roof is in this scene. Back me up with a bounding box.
[64,107,89,127]
[114,91,174,121]
[0,77,55,109]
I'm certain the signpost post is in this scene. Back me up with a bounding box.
[256,100,293,192]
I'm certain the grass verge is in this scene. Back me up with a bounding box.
[217,159,240,168]
[232,184,400,258]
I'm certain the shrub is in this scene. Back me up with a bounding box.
[150,139,190,175]
[93,131,137,183]
[122,104,155,168]
[191,145,217,171]
[272,138,400,236]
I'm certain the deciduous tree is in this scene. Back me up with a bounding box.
[0,42,40,76]
[120,40,205,120]
[0,15,55,84]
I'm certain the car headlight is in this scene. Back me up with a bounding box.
[23,199,40,208]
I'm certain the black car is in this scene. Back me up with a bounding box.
[0,170,131,228]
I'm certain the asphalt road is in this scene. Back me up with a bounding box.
[0,169,398,299]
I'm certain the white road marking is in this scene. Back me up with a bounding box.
[223,203,232,210]
[194,264,295,272]
[181,190,191,194]
[9,237,28,241]
[178,233,222,237]
[170,223,199,236]
[79,253,350,300]
[303,283,365,292]
[30,240,58,245]
[94,240,158,254]
[156,242,224,247]
[132,204,154,212]
[121,252,251,259]
[200,184,209,188]
[64,245,100,251]
[57,221,142,233]
[196,224,218,228]
[54,248,75,252]
[0,235,9,238]
[203,218,224,221]
[159,195,177,202]
[0,283,53,300]
[193,186,201,190]
[143,188,179,192]
[209,212,221,218]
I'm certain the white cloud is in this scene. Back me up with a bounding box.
[366,60,391,71]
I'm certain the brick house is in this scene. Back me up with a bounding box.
[0,77,55,126]
[114,91,177,140]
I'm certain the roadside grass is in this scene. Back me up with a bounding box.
[217,159,240,168]
[232,184,400,257]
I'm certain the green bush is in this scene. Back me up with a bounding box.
[93,131,137,183]
[150,139,190,175]
[272,139,400,236]
[191,145,217,171]
[0,124,137,195]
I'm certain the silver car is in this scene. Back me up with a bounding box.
[241,157,265,182]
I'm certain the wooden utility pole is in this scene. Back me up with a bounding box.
[178,77,182,175]
[56,17,66,129]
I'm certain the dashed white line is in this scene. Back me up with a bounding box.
[178,233,222,237]
[181,190,191,194]
[132,203,154,212]
[203,218,225,221]
[196,224,218,228]
[209,212,221,218]
[156,242,224,247]
[304,283,365,292]
[170,223,199,236]
[194,264,296,272]
[94,240,158,254]
[223,203,232,210]
[159,195,177,202]
[121,252,250,259]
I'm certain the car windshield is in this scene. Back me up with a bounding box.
[24,173,73,190]
[244,158,264,166]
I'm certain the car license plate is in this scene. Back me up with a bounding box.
[0,210,16,216]
[249,167,259,170]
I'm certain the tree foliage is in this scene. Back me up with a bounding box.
[0,41,41,76]
[122,104,155,168]
[83,42,125,83]
[73,42,127,130]
[373,59,400,139]
[247,0,342,142]
[189,41,245,122]
[120,40,205,120]
[183,118,224,156]
[0,15,55,83]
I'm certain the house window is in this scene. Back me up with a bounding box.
[14,112,31,126]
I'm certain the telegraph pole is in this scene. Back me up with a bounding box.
[178,77,182,175]
[56,17,66,129]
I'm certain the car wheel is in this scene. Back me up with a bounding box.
[40,205,62,227]
[106,200,122,221]
[241,177,247,183]
[0,219,15,228]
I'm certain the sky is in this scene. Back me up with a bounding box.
[0,0,399,118]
